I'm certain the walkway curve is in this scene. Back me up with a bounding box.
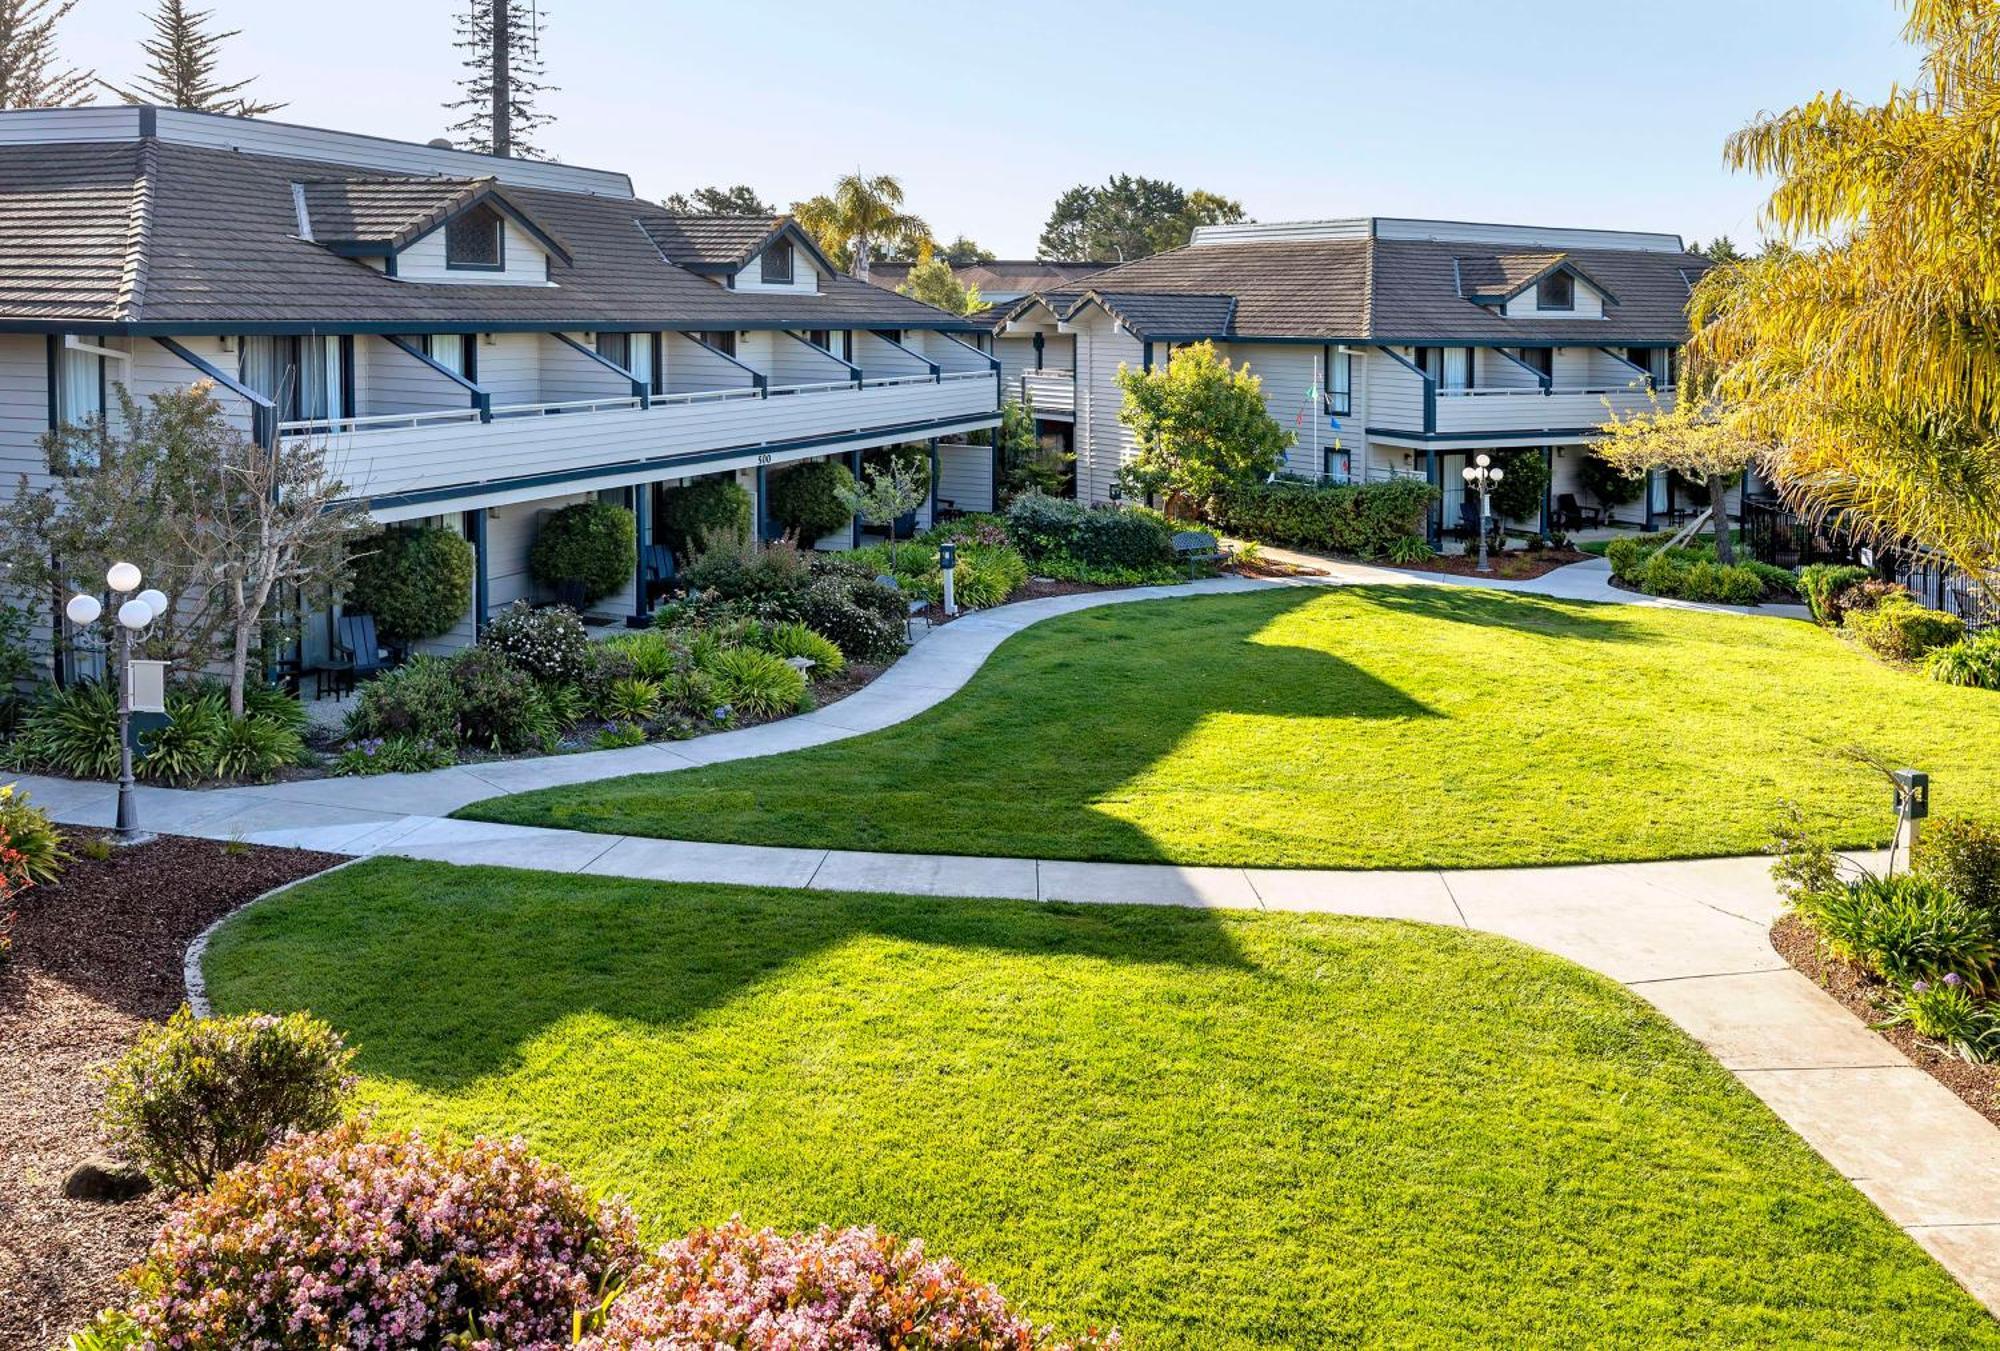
[29,561,2000,1312]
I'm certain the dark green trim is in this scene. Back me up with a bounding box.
[1364,425,1610,443]
[552,331,648,405]
[386,335,491,421]
[362,413,1000,513]
[778,328,862,384]
[156,336,279,445]
[466,508,490,633]
[1495,347,1553,391]
[1373,345,1436,434]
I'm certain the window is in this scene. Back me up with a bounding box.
[595,331,631,369]
[444,203,505,270]
[54,339,105,428]
[1326,350,1353,416]
[1519,347,1554,379]
[699,331,736,358]
[1538,269,1575,311]
[1322,448,1351,482]
[1441,347,1472,391]
[805,329,832,351]
[628,332,660,393]
[423,334,473,379]
[760,239,795,285]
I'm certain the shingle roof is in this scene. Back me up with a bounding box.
[1089,291,1237,339]
[1046,236,1705,343]
[298,176,480,246]
[638,215,786,271]
[0,141,976,332]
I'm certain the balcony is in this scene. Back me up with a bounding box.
[1364,347,1671,445]
[1434,385,1666,437]
[1017,369,1075,419]
[284,372,998,506]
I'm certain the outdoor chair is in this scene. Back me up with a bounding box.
[319,612,391,700]
[640,543,675,603]
[1172,530,1224,578]
[876,573,931,638]
[1555,493,1602,530]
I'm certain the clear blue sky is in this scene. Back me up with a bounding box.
[63,0,1919,256]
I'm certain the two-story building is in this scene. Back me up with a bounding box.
[0,106,1001,663]
[991,217,1714,541]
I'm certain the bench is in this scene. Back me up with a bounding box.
[876,573,932,638]
[1172,530,1225,578]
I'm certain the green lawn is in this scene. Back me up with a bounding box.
[461,586,2000,869]
[202,858,1998,1347]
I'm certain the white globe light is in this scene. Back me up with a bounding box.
[105,561,141,593]
[64,593,101,626]
[1475,454,1492,468]
[1490,468,1505,483]
[116,598,152,631]
[1461,466,1477,481]
[137,588,169,619]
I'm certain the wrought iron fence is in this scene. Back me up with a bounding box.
[1745,494,1996,633]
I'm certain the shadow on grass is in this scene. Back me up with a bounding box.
[206,860,1267,1092]
[1349,583,1641,642]
[459,588,1445,865]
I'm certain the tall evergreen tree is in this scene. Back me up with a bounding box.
[661,185,773,216]
[0,0,93,109]
[109,0,282,116]
[446,0,554,159]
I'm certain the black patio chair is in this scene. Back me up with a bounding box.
[1555,493,1602,530]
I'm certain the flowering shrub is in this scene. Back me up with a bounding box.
[99,1006,355,1190]
[117,1121,639,1350]
[1893,973,2000,1062]
[580,1218,1117,1351]
[332,736,458,777]
[0,782,62,905]
[480,601,592,686]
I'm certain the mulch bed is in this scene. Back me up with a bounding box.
[0,834,342,1350]
[1770,913,2000,1128]
[1379,548,1590,581]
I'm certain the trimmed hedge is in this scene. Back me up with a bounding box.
[767,459,857,543]
[1206,477,1435,558]
[1798,564,1872,627]
[1846,591,1966,661]
[658,476,753,558]
[1004,494,1176,569]
[530,501,636,604]
[347,526,474,643]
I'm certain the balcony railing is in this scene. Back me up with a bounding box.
[1432,385,1664,435]
[1019,369,1075,417]
[286,372,998,505]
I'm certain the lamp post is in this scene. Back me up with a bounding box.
[1461,454,1505,575]
[65,562,165,842]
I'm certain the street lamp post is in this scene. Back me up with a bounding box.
[1460,455,1506,576]
[65,562,165,843]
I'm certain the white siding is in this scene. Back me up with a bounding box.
[936,441,994,515]
[355,335,474,417]
[731,244,823,295]
[1502,280,1607,320]
[539,333,632,406]
[394,217,550,286]
[663,332,757,394]
[476,333,543,408]
[0,334,50,488]
[1072,308,1143,504]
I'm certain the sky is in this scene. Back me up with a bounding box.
[58,0,1921,257]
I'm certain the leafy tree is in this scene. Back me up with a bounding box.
[791,173,930,278]
[835,456,930,568]
[1690,0,2000,590]
[661,184,773,216]
[1038,175,1246,262]
[938,234,995,265]
[1487,449,1551,524]
[0,0,91,108]
[897,256,982,316]
[445,0,552,158]
[1115,340,1291,511]
[1595,389,1756,563]
[988,400,1068,503]
[108,0,281,116]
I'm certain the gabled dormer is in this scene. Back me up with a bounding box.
[294,176,571,286]
[1455,254,1616,319]
[639,216,833,295]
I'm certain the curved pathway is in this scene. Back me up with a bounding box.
[15,563,2000,1312]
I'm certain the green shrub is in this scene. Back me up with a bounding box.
[1926,632,2000,689]
[1738,560,1800,599]
[10,680,120,779]
[450,646,558,753]
[530,501,636,604]
[1845,591,1965,661]
[1206,477,1435,557]
[1005,494,1176,569]
[1889,976,2000,1062]
[345,656,460,744]
[657,475,752,558]
[1386,534,1435,566]
[760,621,845,677]
[331,735,456,776]
[798,558,908,662]
[479,602,591,685]
[601,628,682,682]
[603,676,663,724]
[1795,874,1999,987]
[682,540,814,612]
[595,721,649,749]
[210,713,304,783]
[1917,817,2000,912]
[702,646,808,720]
[767,459,857,542]
[1486,449,1551,524]
[99,1006,354,1191]
[1613,538,1785,605]
[851,539,1029,609]
[1797,563,1872,626]
[1030,553,1184,586]
[348,526,474,644]
[0,783,64,886]
[11,680,300,785]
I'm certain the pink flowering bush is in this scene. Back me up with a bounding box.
[579,1218,1119,1350]
[118,1121,639,1350]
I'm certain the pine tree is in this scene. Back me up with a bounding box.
[445,0,554,159]
[109,0,282,116]
[0,0,93,109]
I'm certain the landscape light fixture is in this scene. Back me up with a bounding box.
[65,561,159,842]
[1461,454,1505,575]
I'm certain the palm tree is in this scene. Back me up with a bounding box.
[791,172,929,280]
[1687,0,2000,591]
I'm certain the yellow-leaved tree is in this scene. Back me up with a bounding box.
[1687,0,2000,590]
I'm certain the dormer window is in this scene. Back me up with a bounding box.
[761,239,795,285]
[446,204,505,271]
[1538,270,1575,311]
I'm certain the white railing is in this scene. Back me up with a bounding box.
[865,373,943,389]
[278,406,482,438]
[649,385,765,409]
[1020,369,1075,415]
[492,395,645,419]
[941,369,993,383]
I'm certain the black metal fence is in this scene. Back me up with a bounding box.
[1744,494,1996,633]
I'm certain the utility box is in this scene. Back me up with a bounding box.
[127,659,167,713]
[1893,768,1930,821]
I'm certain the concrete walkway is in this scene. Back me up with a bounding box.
[15,565,1997,1312]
